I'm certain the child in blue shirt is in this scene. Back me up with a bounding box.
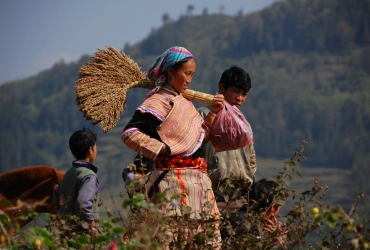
[54,127,99,232]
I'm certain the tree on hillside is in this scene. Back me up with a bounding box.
[187,4,195,16]
[236,9,243,20]
[162,13,171,25]
[202,7,208,16]
[219,5,225,14]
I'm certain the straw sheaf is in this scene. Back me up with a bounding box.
[76,46,214,133]
[76,46,154,133]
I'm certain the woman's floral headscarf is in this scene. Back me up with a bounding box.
[146,46,193,96]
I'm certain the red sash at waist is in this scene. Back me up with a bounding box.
[154,155,207,173]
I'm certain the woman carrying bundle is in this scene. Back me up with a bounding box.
[120,46,224,248]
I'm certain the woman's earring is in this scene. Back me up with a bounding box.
[169,75,174,84]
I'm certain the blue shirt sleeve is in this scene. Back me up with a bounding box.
[76,175,99,222]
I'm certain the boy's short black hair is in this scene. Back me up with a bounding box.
[250,178,278,210]
[69,127,97,160]
[218,65,251,93]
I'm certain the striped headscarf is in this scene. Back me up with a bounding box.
[146,46,193,96]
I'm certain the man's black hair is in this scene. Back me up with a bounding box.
[218,65,251,93]
[69,127,97,160]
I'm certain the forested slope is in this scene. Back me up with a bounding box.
[0,0,369,191]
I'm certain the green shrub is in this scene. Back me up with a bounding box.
[1,140,369,249]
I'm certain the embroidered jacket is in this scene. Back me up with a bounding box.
[121,86,216,160]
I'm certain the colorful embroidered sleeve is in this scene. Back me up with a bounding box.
[120,111,165,160]
[121,128,164,160]
[202,111,217,141]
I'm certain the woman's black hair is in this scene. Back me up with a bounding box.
[170,57,195,72]
[250,178,278,210]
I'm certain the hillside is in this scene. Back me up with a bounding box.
[0,0,369,195]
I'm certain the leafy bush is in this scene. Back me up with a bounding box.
[1,140,369,249]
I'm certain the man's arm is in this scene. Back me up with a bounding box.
[250,144,257,174]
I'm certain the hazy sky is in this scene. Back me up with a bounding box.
[0,0,278,84]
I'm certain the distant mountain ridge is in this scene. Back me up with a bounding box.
[127,0,370,57]
[1,0,369,191]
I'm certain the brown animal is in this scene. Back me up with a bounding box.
[0,166,65,228]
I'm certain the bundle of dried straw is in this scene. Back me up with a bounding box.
[76,46,213,133]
